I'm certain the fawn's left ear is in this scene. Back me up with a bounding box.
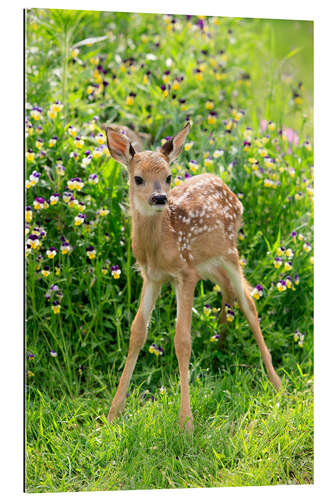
[105,126,136,168]
[161,122,191,163]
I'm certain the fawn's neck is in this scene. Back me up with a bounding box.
[130,203,171,266]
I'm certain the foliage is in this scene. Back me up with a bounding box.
[25,9,313,491]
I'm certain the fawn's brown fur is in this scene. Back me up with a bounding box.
[105,122,281,431]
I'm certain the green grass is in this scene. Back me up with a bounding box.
[26,370,313,492]
[25,9,314,492]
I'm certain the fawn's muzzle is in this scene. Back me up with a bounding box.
[150,193,168,206]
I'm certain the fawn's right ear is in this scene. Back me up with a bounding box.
[105,126,136,168]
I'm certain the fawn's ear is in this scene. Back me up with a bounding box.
[105,126,136,168]
[161,122,191,163]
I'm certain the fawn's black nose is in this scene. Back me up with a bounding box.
[151,193,168,206]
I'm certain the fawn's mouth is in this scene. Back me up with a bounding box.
[149,193,168,208]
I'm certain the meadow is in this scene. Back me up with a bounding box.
[25,9,314,492]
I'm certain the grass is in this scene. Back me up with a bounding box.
[25,9,314,492]
[26,370,313,492]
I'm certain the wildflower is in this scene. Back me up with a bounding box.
[25,206,32,223]
[204,157,213,167]
[97,207,109,217]
[294,330,305,347]
[55,266,60,276]
[33,197,48,210]
[285,248,294,258]
[213,284,221,293]
[295,192,303,201]
[31,106,42,120]
[68,177,84,191]
[74,214,85,226]
[264,178,274,188]
[205,100,214,110]
[27,370,34,378]
[46,247,57,259]
[303,140,312,151]
[303,242,312,253]
[285,276,293,289]
[78,202,86,212]
[111,265,121,279]
[29,170,41,186]
[101,267,108,275]
[50,349,58,356]
[48,136,58,147]
[225,306,235,322]
[277,280,287,292]
[50,193,60,205]
[184,141,193,152]
[291,230,297,243]
[56,163,65,176]
[194,68,203,81]
[51,301,61,314]
[274,257,282,269]
[239,229,245,240]
[210,334,220,342]
[89,173,99,184]
[62,191,72,203]
[60,241,71,255]
[86,246,96,260]
[283,261,292,272]
[149,344,163,356]
[92,147,103,159]
[126,93,136,105]
[175,176,183,186]
[203,304,211,316]
[251,284,264,300]
[27,353,35,360]
[189,160,199,173]
[208,111,217,125]
[26,149,35,162]
[240,256,246,267]
[81,155,92,169]
[276,247,285,257]
[41,266,51,277]
[213,149,224,159]
[298,233,304,241]
[74,136,84,149]
[96,133,105,145]
[67,196,78,208]
[26,234,41,250]
[159,386,166,395]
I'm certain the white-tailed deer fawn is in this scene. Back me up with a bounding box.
[105,122,281,432]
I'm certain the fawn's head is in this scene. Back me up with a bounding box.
[105,123,190,215]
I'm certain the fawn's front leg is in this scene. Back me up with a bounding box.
[174,276,197,432]
[107,279,160,423]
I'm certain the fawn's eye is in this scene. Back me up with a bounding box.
[134,176,144,185]
[166,175,172,185]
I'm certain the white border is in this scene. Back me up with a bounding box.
[2,1,333,499]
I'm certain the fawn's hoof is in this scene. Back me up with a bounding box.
[179,415,194,433]
[107,407,121,424]
[271,373,282,392]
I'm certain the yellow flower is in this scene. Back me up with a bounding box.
[126,96,134,106]
[205,101,214,110]
[48,109,57,119]
[52,304,61,314]
[184,142,194,152]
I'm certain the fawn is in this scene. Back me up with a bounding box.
[105,122,281,432]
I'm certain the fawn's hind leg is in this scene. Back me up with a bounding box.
[214,258,281,391]
[213,268,235,348]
